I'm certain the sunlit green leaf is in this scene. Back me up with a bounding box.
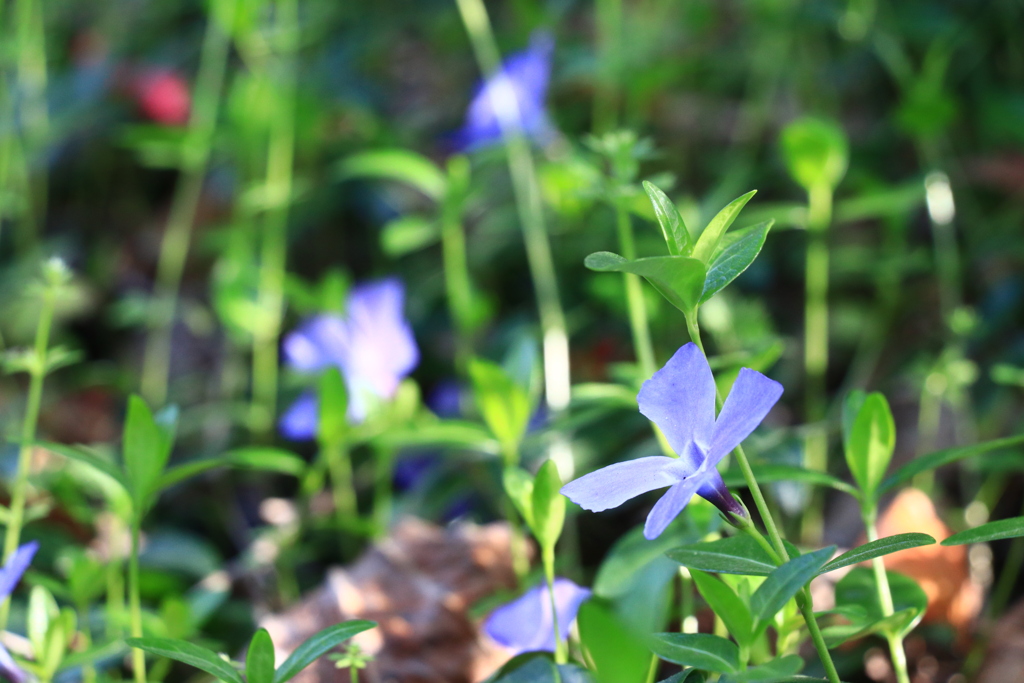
[781,118,848,192]
[650,633,739,674]
[642,181,691,256]
[336,149,447,201]
[125,637,244,683]
[585,252,706,315]
[819,534,934,574]
[531,460,565,552]
[691,570,754,646]
[691,191,757,264]
[750,547,834,625]
[700,220,773,303]
[844,393,895,499]
[942,517,1024,546]
[578,601,649,683]
[272,621,376,683]
[246,629,275,683]
[469,358,532,464]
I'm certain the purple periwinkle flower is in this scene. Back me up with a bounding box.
[279,278,419,439]
[561,343,783,540]
[454,31,555,150]
[0,542,39,683]
[484,578,590,655]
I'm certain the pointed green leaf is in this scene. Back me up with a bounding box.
[469,358,532,464]
[585,252,706,315]
[700,220,773,303]
[650,633,740,674]
[942,516,1024,546]
[879,434,1024,495]
[691,570,754,646]
[819,534,935,574]
[124,395,171,510]
[272,620,376,683]
[844,393,895,499]
[667,535,781,576]
[381,216,440,257]
[834,568,926,637]
[643,181,691,256]
[690,190,757,264]
[594,523,701,598]
[820,608,920,648]
[751,546,835,625]
[531,460,565,551]
[246,629,275,683]
[731,655,804,681]
[502,467,535,530]
[159,448,305,491]
[336,150,446,201]
[34,441,128,491]
[125,637,244,683]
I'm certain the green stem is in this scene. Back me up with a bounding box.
[372,446,394,538]
[250,0,298,437]
[141,0,236,407]
[593,0,622,133]
[453,0,572,414]
[643,654,658,683]
[324,439,357,529]
[694,327,840,683]
[543,547,567,664]
[128,518,146,683]
[440,163,475,375]
[13,0,49,252]
[0,278,57,630]
[864,508,911,683]
[502,494,530,584]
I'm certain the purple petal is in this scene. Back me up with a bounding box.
[637,343,716,456]
[706,367,783,467]
[484,577,590,654]
[643,474,706,540]
[0,643,26,683]
[696,469,746,519]
[0,542,38,598]
[278,392,318,441]
[561,456,691,513]
[283,316,347,371]
[340,279,419,405]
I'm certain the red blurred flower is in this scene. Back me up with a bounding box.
[135,69,191,126]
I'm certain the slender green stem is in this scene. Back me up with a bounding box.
[803,183,833,543]
[863,508,911,683]
[372,445,394,538]
[453,0,572,414]
[643,654,658,683]
[695,325,840,683]
[141,0,236,406]
[105,521,126,640]
[593,0,622,133]
[250,0,298,437]
[440,162,475,375]
[501,494,530,583]
[128,518,146,683]
[0,278,57,630]
[13,0,49,252]
[543,547,567,664]
[324,439,357,529]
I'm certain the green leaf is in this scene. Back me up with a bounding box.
[700,220,773,303]
[780,117,848,192]
[721,464,858,497]
[381,216,440,257]
[834,568,926,637]
[34,441,129,491]
[844,393,895,499]
[657,672,706,683]
[942,516,1024,545]
[691,570,754,646]
[125,638,244,683]
[878,433,1024,495]
[649,633,740,674]
[820,608,920,648]
[336,149,447,201]
[246,629,275,683]
[731,655,804,681]
[585,252,706,315]
[272,620,376,683]
[819,534,935,574]
[502,467,535,530]
[531,460,565,551]
[691,191,757,264]
[318,368,349,446]
[595,524,702,598]
[751,546,835,625]
[124,395,172,511]
[667,535,778,576]
[577,601,649,683]
[642,181,691,256]
[469,358,532,464]
[159,448,305,490]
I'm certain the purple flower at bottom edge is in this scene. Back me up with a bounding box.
[560,343,783,540]
[453,31,556,151]
[279,278,419,439]
[484,578,590,655]
[0,542,39,683]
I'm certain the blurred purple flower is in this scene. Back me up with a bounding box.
[561,343,782,540]
[484,577,590,655]
[279,278,419,439]
[454,31,555,150]
[0,542,39,683]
